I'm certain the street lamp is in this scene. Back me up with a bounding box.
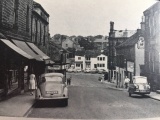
[60,49,63,71]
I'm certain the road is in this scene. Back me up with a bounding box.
[27,73,160,119]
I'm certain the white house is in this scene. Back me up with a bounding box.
[74,53,108,71]
[96,54,108,72]
[74,55,85,70]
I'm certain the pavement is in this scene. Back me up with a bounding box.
[0,92,35,117]
[0,79,159,118]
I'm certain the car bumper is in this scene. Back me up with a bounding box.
[35,96,68,100]
[133,90,150,94]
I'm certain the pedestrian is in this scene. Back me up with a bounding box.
[101,74,104,83]
[124,76,130,89]
[67,76,72,85]
[29,73,36,95]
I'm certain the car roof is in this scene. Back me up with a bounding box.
[133,76,147,79]
[41,73,64,78]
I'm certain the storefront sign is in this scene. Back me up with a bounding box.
[137,37,144,49]
[127,61,134,72]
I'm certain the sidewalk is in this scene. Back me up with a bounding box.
[103,80,160,101]
[0,92,35,117]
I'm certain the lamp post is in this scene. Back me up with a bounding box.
[60,49,63,72]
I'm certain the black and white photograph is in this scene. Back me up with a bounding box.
[0,0,160,120]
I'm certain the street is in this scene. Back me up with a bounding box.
[27,73,160,119]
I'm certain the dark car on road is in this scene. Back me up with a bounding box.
[128,76,150,97]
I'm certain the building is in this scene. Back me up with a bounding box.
[94,37,108,50]
[108,21,136,82]
[74,50,108,72]
[0,0,50,97]
[143,2,160,91]
[32,1,50,54]
[116,28,145,87]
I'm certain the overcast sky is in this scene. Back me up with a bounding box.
[34,0,157,37]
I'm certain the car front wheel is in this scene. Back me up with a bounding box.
[64,99,68,106]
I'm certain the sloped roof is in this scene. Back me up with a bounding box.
[116,29,142,48]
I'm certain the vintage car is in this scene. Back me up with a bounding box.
[128,76,150,97]
[90,68,99,74]
[98,69,106,74]
[84,68,91,73]
[35,73,68,106]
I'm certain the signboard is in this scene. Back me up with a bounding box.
[127,61,134,72]
[137,37,144,49]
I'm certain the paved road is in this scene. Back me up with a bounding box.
[27,73,160,119]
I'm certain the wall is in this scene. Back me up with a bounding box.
[135,43,144,76]
[90,58,97,70]
[0,0,33,41]
[97,54,108,71]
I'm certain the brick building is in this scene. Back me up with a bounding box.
[0,0,50,97]
[32,1,50,54]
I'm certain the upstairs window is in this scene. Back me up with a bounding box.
[26,5,30,32]
[78,57,81,60]
[103,57,105,61]
[13,0,18,29]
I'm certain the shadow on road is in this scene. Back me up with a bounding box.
[130,94,150,99]
[34,100,68,108]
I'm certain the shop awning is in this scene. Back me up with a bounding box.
[26,42,50,60]
[12,40,43,61]
[0,39,34,59]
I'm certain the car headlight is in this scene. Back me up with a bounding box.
[146,85,150,89]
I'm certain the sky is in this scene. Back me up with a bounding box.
[34,0,157,37]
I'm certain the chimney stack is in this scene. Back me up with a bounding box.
[110,21,114,32]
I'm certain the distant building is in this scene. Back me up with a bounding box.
[74,50,108,71]
[143,2,160,90]
[108,21,136,82]
[94,36,108,50]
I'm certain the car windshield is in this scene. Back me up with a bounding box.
[133,78,147,84]
[45,76,62,83]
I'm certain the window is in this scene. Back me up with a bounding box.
[86,57,90,60]
[100,57,102,61]
[97,64,99,67]
[76,64,80,67]
[13,0,18,28]
[103,57,105,61]
[26,5,29,31]
[78,57,81,60]
[43,25,46,46]
[103,64,105,67]
[97,57,99,60]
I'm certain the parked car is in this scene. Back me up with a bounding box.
[74,69,82,73]
[90,68,98,74]
[128,76,150,97]
[84,68,91,73]
[35,73,68,106]
[67,68,74,73]
[98,69,106,74]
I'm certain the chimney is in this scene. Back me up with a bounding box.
[141,16,145,32]
[110,21,114,32]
